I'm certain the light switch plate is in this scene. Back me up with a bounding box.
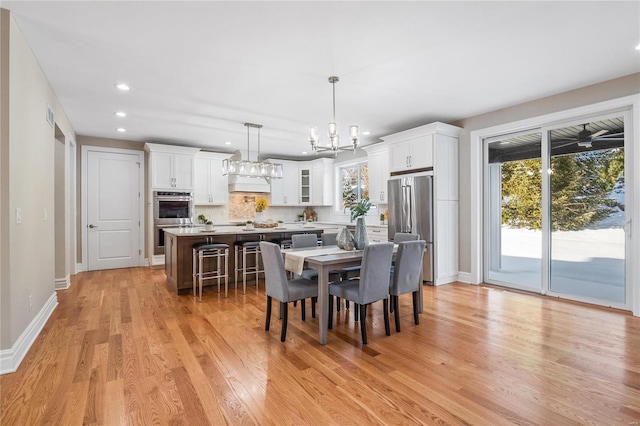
[16,208,22,224]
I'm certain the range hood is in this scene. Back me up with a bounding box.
[228,175,271,193]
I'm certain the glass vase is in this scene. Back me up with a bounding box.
[255,211,264,223]
[354,217,368,250]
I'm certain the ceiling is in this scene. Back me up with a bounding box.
[4,1,640,160]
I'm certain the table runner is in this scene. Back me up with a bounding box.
[284,247,350,275]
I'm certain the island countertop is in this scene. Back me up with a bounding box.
[163,223,343,237]
[163,223,343,294]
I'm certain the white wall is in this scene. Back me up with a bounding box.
[1,11,75,356]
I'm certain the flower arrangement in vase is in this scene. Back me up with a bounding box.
[255,197,268,223]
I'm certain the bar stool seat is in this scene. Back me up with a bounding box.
[234,241,264,293]
[192,242,229,302]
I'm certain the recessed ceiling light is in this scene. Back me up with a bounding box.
[301,151,308,155]
[117,128,126,133]
[116,83,130,91]
[224,141,231,145]
[115,111,127,117]
[362,131,371,136]
[636,43,640,51]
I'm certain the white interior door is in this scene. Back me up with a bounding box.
[87,150,141,270]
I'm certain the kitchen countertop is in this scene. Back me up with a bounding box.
[164,223,341,236]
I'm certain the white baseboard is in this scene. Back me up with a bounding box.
[434,275,459,286]
[54,275,70,290]
[150,255,165,267]
[76,263,85,273]
[0,292,58,375]
[457,272,475,284]
[143,258,150,267]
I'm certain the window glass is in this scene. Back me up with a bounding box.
[340,162,368,208]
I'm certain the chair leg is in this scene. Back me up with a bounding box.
[280,301,288,342]
[359,304,367,345]
[345,300,349,309]
[265,296,272,331]
[383,298,390,336]
[394,295,401,332]
[389,295,394,313]
[301,299,306,321]
[311,297,316,319]
[328,295,333,330]
[354,303,359,321]
[337,296,340,312]
[412,291,420,325]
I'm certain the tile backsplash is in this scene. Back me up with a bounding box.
[194,193,386,225]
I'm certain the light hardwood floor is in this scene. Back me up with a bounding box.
[1,267,639,425]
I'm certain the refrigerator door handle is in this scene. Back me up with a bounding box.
[406,184,413,232]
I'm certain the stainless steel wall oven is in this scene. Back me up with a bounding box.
[153,191,194,255]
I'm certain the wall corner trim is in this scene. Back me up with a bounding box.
[0,292,58,375]
[54,275,70,291]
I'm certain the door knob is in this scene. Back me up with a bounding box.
[88,224,98,228]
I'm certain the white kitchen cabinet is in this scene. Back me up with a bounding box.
[194,152,229,205]
[381,122,461,285]
[311,158,335,206]
[299,167,311,204]
[389,135,433,172]
[144,143,200,191]
[366,225,388,243]
[269,160,299,206]
[363,144,389,203]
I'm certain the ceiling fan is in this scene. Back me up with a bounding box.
[553,123,624,149]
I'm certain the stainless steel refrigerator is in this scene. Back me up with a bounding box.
[387,175,434,284]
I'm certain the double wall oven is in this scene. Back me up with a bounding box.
[154,191,194,255]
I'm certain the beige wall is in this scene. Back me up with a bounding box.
[1,9,11,349]
[1,12,76,350]
[453,73,640,273]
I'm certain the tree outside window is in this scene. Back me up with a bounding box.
[340,163,368,209]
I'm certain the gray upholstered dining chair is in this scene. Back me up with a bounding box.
[328,242,394,344]
[260,242,318,342]
[393,232,419,242]
[321,232,337,246]
[389,240,426,332]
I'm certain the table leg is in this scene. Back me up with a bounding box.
[317,266,328,345]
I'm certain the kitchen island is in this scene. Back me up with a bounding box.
[163,224,342,294]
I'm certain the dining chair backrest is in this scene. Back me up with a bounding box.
[259,242,289,301]
[394,232,419,243]
[358,243,394,305]
[292,233,319,249]
[390,240,426,296]
[321,232,337,246]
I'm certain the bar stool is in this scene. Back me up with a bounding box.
[234,241,264,293]
[192,242,229,302]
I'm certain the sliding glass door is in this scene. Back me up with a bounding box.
[548,117,626,304]
[486,130,543,292]
[484,113,629,308]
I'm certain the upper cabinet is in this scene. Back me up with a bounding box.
[311,158,335,206]
[388,135,434,172]
[145,143,200,191]
[299,167,311,204]
[363,144,389,203]
[268,160,299,206]
[194,152,229,205]
[267,157,334,206]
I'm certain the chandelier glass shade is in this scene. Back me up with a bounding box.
[309,76,359,155]
[222,123,283,179]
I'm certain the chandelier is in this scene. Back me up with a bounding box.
[222,123,283,179]
[309,76,359,155]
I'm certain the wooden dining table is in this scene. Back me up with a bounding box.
[283,244,424,345]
